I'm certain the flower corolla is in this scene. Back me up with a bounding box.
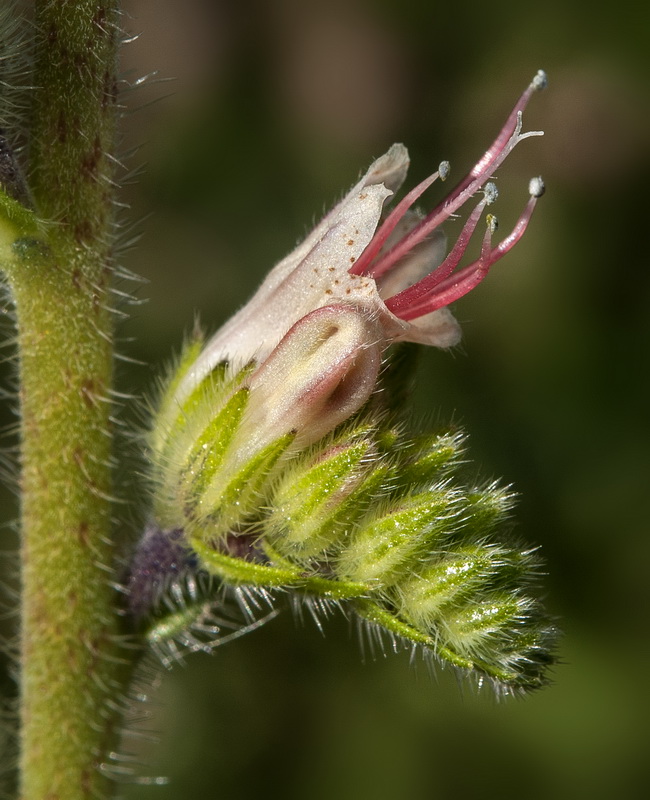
[177,70,547,411]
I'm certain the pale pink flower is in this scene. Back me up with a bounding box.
[176,71,547,433]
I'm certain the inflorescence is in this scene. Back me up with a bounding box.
[126,70,556,694]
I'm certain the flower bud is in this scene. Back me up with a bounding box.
[443,594,530,652]
[392,430,466,491]
[264,426,377,559]
[336,487,461,587]
[397,545,513,629]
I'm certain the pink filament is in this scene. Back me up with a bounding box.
[383,193,488,314]
[352,75,542,311]
[348,168,442,277]
[389,193,540,320]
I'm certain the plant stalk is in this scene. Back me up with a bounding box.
[5,2,129,797]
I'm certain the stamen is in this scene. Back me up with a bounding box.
[384,183,496,314]
[349,162,449,277]
[360,71,546,280]
[392,179,544,320]
[487,181,542,261]
[399,214,498,321]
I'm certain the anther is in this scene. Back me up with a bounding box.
[486,214,499,234]
[438,161,450,181]
[484,182,499,205]
[532,70,548,92]
[528,176,545,198]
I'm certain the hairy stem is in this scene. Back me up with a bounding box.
[4,2,130,797]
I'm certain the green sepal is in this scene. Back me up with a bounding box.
[356,598,491,674]
[355,600,528,685]
[149,335,206,458]
[196,430,296,536]
[486,621,556,690]
[181,387,250,501]
[396,545,507,629]
[154,359,254,468]
[265,437,372,551]
[336,488,460,587]
[374,426,400,454]
[270,460,393,561]
[159,360,230,457]
[153,366,254,528]
[444,593,524,652]
[440,593,553,688]
[393,430,465,491]
[455,484,515,538]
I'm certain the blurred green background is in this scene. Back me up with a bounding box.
[3,0,650,797]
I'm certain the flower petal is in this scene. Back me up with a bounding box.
[233,304,383,463]
[393,306,461,348]
[178,173,401,399]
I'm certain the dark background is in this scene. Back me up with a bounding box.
[3,0,650,798]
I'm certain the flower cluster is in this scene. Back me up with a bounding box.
[127,71,556,693]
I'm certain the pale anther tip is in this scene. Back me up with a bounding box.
[486,213,499,233]
[529,176,545,198]
[532,70,548,92]
[484,182,499,205]
[438,160,450,181]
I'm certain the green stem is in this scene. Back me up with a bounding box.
[3,2,133,797]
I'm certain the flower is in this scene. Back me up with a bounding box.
[129,72,557,694]
[176,69,547,407]
[147,67,548,552]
